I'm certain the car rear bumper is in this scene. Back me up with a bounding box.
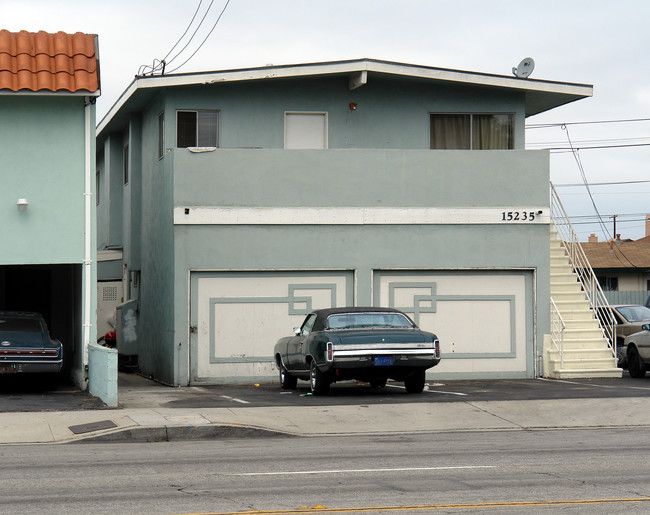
[0,360,63,374]
[322,354,440,379]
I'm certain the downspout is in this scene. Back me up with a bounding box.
[83,97,93,376]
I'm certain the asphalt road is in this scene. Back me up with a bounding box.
[3,370,650,411]
[2,428,650,514]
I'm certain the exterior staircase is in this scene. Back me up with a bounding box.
[543,230,621,378]
[543,184,621,379]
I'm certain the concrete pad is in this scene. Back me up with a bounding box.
[128,412,211,426]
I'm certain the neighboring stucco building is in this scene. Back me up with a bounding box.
[96,58,592,385]
[0,30,99,389]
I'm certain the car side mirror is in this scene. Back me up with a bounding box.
[644,324,650,331]
[293,327,301,336]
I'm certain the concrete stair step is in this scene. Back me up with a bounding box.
[547,348,614,359]
[551,282,583,293]
[556,339,612,350]
[546,368,622,379]
[553,300,595,311]
[551,272,582,282]
[552,291,589,302]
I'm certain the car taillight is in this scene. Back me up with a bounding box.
[434,339,440,359]
[326,341,333,362]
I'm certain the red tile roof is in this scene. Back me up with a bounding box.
[0,30,99,93]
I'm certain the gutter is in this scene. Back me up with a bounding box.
[83,97,93,375]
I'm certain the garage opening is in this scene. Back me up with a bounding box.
[0,264,82,380]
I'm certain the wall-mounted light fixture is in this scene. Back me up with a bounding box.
[17,198,28,211]
[349,102,358,111]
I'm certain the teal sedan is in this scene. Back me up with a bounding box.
[274,307,440,395]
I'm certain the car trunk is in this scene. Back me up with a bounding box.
[332,329,427,345]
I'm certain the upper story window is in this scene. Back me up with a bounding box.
[285,112,328,149]
[96,169,101,205]
[176,110,219,148]
[158,112,165,158]
[430,113,513,149]
[123,144,129,185]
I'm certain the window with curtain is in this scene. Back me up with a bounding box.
[430,113,513,149]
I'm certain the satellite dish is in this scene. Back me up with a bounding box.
[512,57,535,78]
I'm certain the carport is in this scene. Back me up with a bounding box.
[0,264,82,379]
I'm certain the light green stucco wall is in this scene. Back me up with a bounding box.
[165,76,526,150]
[0,96,87,264]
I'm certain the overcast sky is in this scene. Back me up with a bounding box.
[3,0,649,240]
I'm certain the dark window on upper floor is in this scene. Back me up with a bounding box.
[176,110,219,148]
[96,169,100,205]
[123,144,129,185]
[158,112,165,159]
[430,113,513,149]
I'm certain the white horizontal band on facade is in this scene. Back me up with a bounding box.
[174,207,550,225]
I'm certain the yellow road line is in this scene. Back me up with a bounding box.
[173,496,650,515]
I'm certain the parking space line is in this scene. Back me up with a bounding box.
[539,377,650,391]
[386,384,468,396]
[220,395,250,404]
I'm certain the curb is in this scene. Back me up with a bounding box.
[71,424,295,443]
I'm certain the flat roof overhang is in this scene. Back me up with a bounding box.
[97,58,593,139]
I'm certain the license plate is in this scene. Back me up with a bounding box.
[374,356,393,366]
[0,365,16,374]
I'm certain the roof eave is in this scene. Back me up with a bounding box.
[97,58,592,135]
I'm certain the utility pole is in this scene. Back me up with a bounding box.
[612,214,617,238]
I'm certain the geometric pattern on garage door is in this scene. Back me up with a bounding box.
[373,270,532,377]
[190,271,353,381]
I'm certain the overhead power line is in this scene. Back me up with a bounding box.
[137,0,231,76]
[526,117,650,129]
[554,180,650,187]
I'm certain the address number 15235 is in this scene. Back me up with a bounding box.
[501,211,537,222]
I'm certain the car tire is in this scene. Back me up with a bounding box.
[404,369,426,393]
[369,378,387,389]
[310,361,329,395]
[627,346,646,378]
[279,364,297,390]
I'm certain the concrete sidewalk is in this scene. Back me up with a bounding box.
[1,375,650,444]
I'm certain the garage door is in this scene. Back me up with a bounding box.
[373,270,534,378]
[189,271,354,384]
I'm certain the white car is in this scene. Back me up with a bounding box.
[624,324,650,378]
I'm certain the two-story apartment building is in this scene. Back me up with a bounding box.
[0,30,99,388]
[96,59,593,386]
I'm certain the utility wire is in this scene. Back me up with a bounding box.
[562,124,640,267]
[165,0,217,68]
[554,180,650,187]
[527,117,650,129]
[137,1,208,76]
[162,0,206,64]
[168,0,231,74]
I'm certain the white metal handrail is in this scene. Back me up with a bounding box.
[550,182,617,359]
[550,297,566,368]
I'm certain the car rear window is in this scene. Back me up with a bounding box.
[327,312,413,329]
[0,317,43,333]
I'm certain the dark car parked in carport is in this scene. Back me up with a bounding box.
[274,307,440,395]
[0,312,63,381]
